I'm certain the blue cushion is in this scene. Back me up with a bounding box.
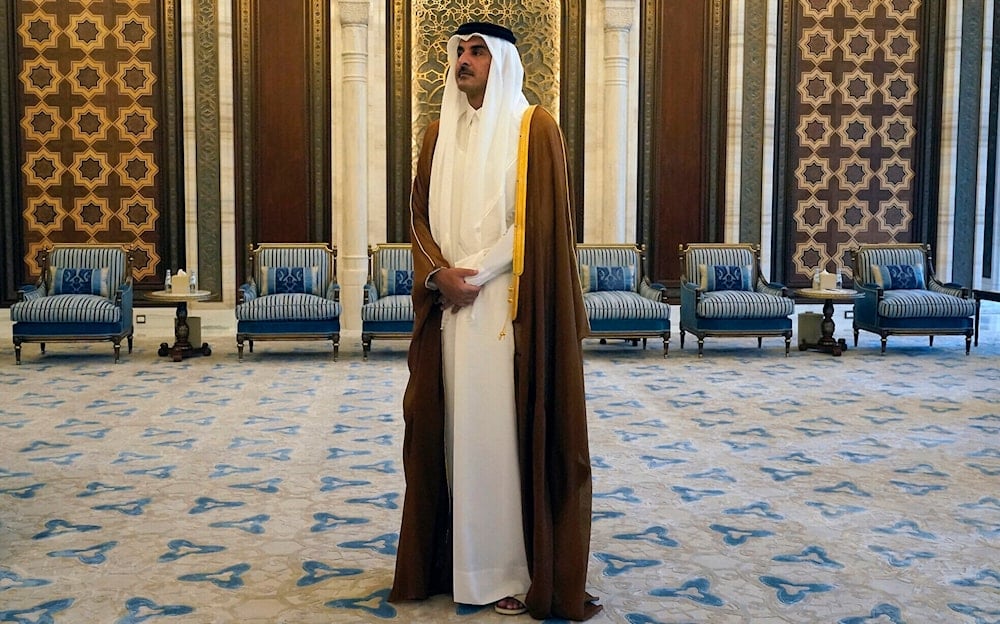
[11,294,122,323]
[699,264,752,291]
[50,267,110,296]
[873,264,925,290]
[361,294,414,323]
[260,266,320,296]
[696,290,795,319]
[581,291,670,321]
[878,290,974,318]
[581,264,635,293]
[381,268,413,295]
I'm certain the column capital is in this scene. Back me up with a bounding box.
[338,1,369,26]
[604,1,635,31]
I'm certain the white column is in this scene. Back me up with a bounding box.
[602,2,634,243]
[338,1,369,331]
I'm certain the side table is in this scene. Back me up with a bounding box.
[145,289,213,361]
[796,287,861,356]
[973,289,1000,347]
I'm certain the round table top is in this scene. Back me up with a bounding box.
[797,287,860,300]
[145,289,213,302]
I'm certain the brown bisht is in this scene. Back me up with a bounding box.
[390,107,600,621]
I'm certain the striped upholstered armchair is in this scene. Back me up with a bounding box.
[11,244,135,364]
[575,243,671,356]
[850,243,975,354]
[360,243,414,359]
[235,243,341,360]
[678,243,795,356]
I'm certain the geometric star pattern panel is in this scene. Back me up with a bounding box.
[789,0,922,283]
[16,0,164,282]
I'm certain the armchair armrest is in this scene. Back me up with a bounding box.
[680,280,702,325]
[928,278,968,298]
[17,284,46,302]
[755,278,788,298]
[326,281,341,302]
[117,281,134,313]
[363,282,379,305]
[638,277,665,302]
[853,282,882,322]
[679,280,701,298]
[237,282,257,305]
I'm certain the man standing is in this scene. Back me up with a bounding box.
[389,21,600,621]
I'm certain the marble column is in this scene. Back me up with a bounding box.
[603,2,634,243]
[338,1,369,331]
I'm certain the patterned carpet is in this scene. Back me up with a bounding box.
[1,305,999,624]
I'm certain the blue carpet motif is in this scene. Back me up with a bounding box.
[0,319,998,622]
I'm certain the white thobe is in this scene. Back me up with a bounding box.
[439,107,530,605]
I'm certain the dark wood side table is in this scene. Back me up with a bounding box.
[796,287,862,356]
[973,289,1000,347]
[145,289,213,361]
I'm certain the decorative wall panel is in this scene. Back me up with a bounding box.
[15,0,170,282]
[786,0,924,282]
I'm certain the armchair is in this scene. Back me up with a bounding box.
[678,243,795,356]
[11,244,135,364]
[575,243,671,356]
[235,243,341,360]
[850,243,975,354]
[360,243,414,359]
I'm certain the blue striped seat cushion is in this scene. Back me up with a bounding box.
[582,291,670,321]
[11,294,123,324]
[878,290,975,319]
[696,291,794,319]
[235,293,340,322]
[361,295,414,323]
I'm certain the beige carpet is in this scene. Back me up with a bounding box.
[1,303,998,623]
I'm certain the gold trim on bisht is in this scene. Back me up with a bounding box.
[508,104,537,325]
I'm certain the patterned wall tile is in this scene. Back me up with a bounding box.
[789,0,923,281]
[15,0,165,281]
